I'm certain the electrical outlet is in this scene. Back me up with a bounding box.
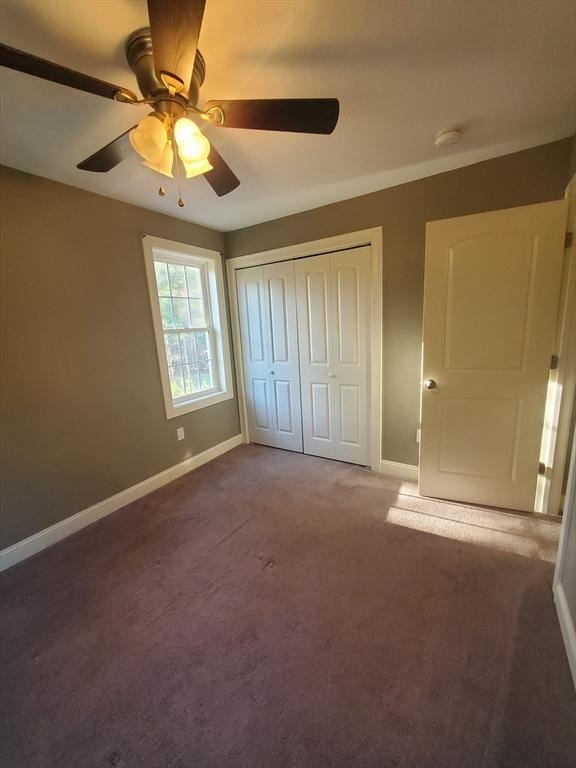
[177,427,185,441]
[416,428,421,443]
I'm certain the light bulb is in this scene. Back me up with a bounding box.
[143,140,174,177]
[174,117,210,163]
[129,114,167,164]
[174,117,198,144]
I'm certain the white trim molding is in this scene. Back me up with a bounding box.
[0,434,243,573]
[554,582,576,691]
[141,235,235,419]
[541,174,576,515]
[379,460,419,482]
[553,405,576,691]
[227,227,384,472]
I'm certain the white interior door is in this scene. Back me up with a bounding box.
[295,246,371,465]
[237,262,303,452]
[420,200,568,511]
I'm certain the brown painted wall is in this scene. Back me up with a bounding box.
[226,139,572,466]
[0,167,240,549]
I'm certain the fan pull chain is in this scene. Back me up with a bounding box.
[174,143,185,208]
[153,140,165,197]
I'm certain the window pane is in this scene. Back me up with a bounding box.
[195,331,210,362]
[154,261,170,296]
[180,333,197,365]
[169,366,185,398]
[198,361,213,391]
[168,263,187,297]
[164,333,181,366]
[172,298,190,328]
[185,266,203,299]
[183,364,200,394]
[189,299,206,328]
[160,297,175,329]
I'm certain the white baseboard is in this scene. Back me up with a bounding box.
[554,582,576,691]
[0,433,244,573]
[379,459,419,482]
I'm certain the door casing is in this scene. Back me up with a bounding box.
[538,175,576,515]
[227,227,383,472]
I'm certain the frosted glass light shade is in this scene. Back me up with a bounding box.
[143,141,174,177]
[129,115,167,164]
[174,117,210,163]
[182,157,213,179]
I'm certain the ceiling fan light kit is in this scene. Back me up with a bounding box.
[129,113,167,165]
[0,0,340,204]
[129,112,213,186]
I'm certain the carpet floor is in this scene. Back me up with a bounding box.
[1,444,575,768]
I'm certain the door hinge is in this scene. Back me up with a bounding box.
[550,354,559,370]
[538,461,546,476]
[565,231,573,249]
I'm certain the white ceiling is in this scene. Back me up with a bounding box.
[0,0,574,231]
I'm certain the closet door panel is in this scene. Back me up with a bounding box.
[252,378,272,430]
[311,382,331,440]
[263,261,303,452]
[268,276,289,363]
[295,254,336,458]
[331,247,371,465]
[296,247,371,465]
[236,267,275,447]
[339,384,360,445]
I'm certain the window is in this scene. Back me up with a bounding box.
[142,236,233,418]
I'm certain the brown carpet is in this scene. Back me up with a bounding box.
[1,444,575,768]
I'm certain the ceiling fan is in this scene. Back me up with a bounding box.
[0,0,339,202]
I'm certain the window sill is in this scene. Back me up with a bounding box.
[165,389,234,419]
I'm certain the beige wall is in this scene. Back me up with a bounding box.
[0,167,240,549]
[569,132,576,179]
[1,139,572,550]
[226,139,572,466]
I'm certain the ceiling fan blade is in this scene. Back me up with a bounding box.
[76,127,136,172]
[204,144,240,197]
[204,99,340,134]
[146,0,205,94]
[0,43,137,102]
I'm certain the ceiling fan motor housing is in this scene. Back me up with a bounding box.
[125,27,206,110]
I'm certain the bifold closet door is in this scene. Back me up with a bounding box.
[295,246,371,466]
[236,262,303,452]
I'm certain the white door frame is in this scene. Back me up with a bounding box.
[553,425,576,690]
[227,227,383,472]
[537,174,576,515]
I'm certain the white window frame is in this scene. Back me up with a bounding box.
[142,235,234,419]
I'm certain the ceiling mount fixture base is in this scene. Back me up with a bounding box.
[435,128,462,150]
[125,27,205,106]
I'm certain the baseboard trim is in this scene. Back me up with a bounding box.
[554,582,576,691]
[379,459,419,482]
[0,434,244,573]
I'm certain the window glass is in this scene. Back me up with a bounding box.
[154,258,217,402]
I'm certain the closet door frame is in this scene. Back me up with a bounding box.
[227,227,383,472]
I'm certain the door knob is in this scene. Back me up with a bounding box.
[269,370,275,375]
[423,379,437,390]
[328,373,336,378]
